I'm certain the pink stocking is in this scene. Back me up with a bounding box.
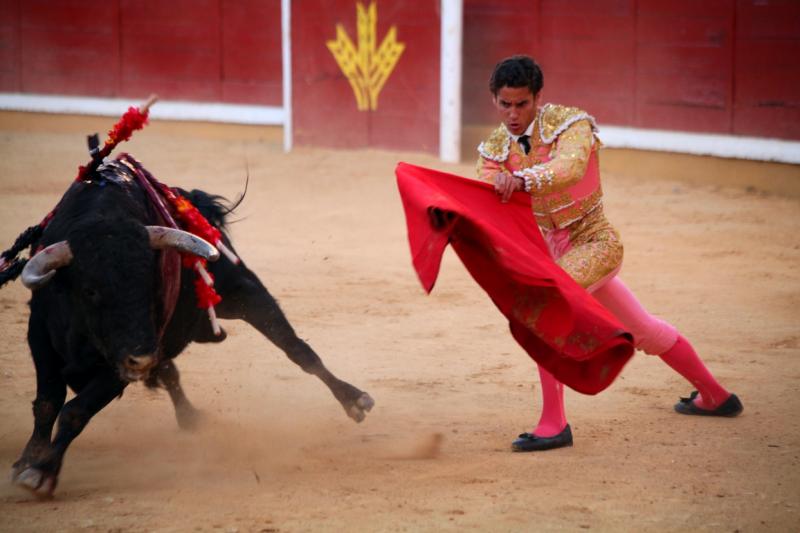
[593,277,730,409]
[658,335,730,409]
[532,364,567,437]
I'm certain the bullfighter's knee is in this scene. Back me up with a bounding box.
[632,316,679,355]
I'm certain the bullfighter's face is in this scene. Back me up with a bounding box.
[493,86,540,136]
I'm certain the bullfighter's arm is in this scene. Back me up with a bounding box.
[513,120,594,195]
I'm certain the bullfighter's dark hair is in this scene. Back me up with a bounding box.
[489,55,544,96]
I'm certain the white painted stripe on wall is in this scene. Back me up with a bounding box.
[600,125,800,165]
[439,0,463,163]
[0,93,285,126]
[2,93,799,164]
[281,0,293,152]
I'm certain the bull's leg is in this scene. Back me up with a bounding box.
[12,317,67,493]
[151,359,201,430]
[214,269,374,422]
[12,368,125,498]
[12,377,67,489]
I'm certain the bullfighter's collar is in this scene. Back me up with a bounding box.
[478,103,599,162]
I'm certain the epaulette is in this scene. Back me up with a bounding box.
[538,103,598,145]
[477,124,511,162]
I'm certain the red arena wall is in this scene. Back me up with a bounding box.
[1,0,798,146]
[0,0,282,105]
[463,0,800,141]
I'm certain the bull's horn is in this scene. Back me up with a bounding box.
[21,241,74,290]
[146,226,220,262]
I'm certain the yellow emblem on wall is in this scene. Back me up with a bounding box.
[326,1,405,111]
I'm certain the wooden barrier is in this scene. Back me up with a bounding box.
[0,0,798,155]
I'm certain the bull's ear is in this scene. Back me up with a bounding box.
[145,226,220,262]
[21,241,74,290]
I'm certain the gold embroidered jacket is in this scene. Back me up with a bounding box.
[476,103,624,289]
[476,103,603,230]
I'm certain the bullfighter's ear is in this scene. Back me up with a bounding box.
[21,241,74,290]
[145,226,220,262]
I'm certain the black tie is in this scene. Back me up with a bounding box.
[518,134,531,155]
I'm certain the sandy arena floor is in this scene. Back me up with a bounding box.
[0,114,798,532]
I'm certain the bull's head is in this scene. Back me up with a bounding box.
[22,221,219,382]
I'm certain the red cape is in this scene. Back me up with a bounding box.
[395,162,634,395]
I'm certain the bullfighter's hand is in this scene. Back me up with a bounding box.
[494,172,522,203]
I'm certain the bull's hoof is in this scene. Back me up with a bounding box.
[11,466,56,499]
[346,393,375,423]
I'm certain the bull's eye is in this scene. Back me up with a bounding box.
[82,287,101,305]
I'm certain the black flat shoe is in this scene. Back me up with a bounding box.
[674,391,743,417]
[511,424,573,452]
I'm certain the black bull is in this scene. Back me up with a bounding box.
[11,168,374,497]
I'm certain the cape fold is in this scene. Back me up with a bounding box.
[395,162,634,395]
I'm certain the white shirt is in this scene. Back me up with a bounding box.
[508,121,534,142]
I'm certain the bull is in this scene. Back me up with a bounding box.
[10,159,374,497]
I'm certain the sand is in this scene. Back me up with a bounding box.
[0,114,798,532]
